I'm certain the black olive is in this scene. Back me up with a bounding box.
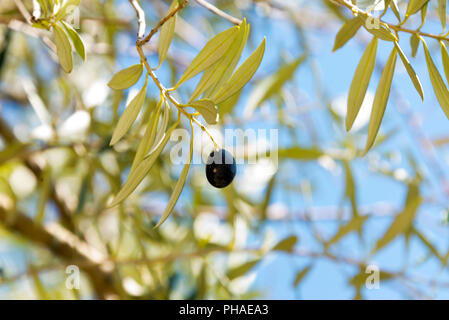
[205,149,236,188]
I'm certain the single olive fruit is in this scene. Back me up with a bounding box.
[205,149,236,188]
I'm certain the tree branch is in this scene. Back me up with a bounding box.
[194,0,241,25]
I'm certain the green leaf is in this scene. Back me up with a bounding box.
[394,42,424,100]
[272,235,298,252]
[293,265,312,287]
[213,37,266,104]
[373,184,421,253]
[333,17,362,52]
[406,0,429,17]
[53,23,73,73]
[227,259,260,280]
[346,37,378,131]
[61,20,86,61]
[343,161,358,217]
[110,81,147,145]
[410,33,420,58]
[108,63,144,90]
[188,99,218,125]
[440,41,449,85]
[389,0,401,22]
[150,100,171,155]
[198,19,250,100]
[174,25,239,87]
[277,147,323,160]
[110,119,180,207]
[326,215,368,247]
[130,99,163,173]
[364,24,397,42]
[422,39,449,120]
[364,46,397,154]
[244,54,306,117]
[154,124,194,228]
[438,0,447,29]
[157,0,177,68]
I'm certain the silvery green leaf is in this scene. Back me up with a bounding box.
[108,64,144,90]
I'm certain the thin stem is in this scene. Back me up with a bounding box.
[194,0,241,25]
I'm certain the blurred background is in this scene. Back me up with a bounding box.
[1,0,449,299]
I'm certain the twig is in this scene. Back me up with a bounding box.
[13,0,32,24]
[194,0,241,25]
[333,0,449,42]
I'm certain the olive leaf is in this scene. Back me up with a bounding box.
[373,184,421,253]
[130,99,163,173]
[188,99,218,125]
[108,63,144,90]
[365,25,397,42]
[326,215,368,247]
[346,37,378,131]
[149,100,171,154]
[213,37,266,104]
[333,17,362,52]
[406,0,429,17]
[154,123,194,228]
[394,42,423,100]
[244,54,305,117]
[55,0,81,20]
[53,23,73,73]
[410,33,420,58]
[157,0,177,68]
[293,265,312,287]
[227,259,260,280]
[364,46,397,154]
[422,39,449,120]
[277,147,323,160]
[272,235,298,252]
[61,20,86,61]
[440,41,449,85]
[189,19,249,102]
[438,0,447,29]
[110,119,180,207]
[202,19,249,99]
[110,80,147,146]
[174,25,240,87]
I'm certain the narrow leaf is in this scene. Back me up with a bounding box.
[53,23,73,73]
[154,124,194,228]
[333,17,362,52]
[410,33,420,58]
[373,184,421,253]
[174,25,239,87]
[438,0,447,29]
[188,99,218,125]
[157,0,177,68]
[110,120,180,206]
[110,81,147,145]
[422,39,449,119]
[394,42,424,100]
[440,41,449,85]
[61,20,86,61]
[108,64,143,90]
[213,37,266,104]
[364,47,397,154]
[294,265,312,287]
[346,37,378,131]
[273,235,298,252]
[327,215,368,247]
[406,0,429,16]
[227,259,260,280]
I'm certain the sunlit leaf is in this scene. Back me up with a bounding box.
[174,25,239,87]
[188,99,218,125]
[244,54,306,117]
[394,42,423,100]
[110,80,147,145]
[277,147,323,160]
[422,39,449,120]
[440,41,449,85]
[293,265,312,287]
[213,37,266,104]
[438,0,447,29]
[364,46,397,154]
[326,215,368,247]
[410,33,420,58]
[346,37,378,131]
[61,20,86,61]
[333,17,362,52]
[157,0,177,68]
[110,119,180,206]
[406,0,429,16]
[53,23,73,73]
[154,123,194,228]
[108,63,144,90]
